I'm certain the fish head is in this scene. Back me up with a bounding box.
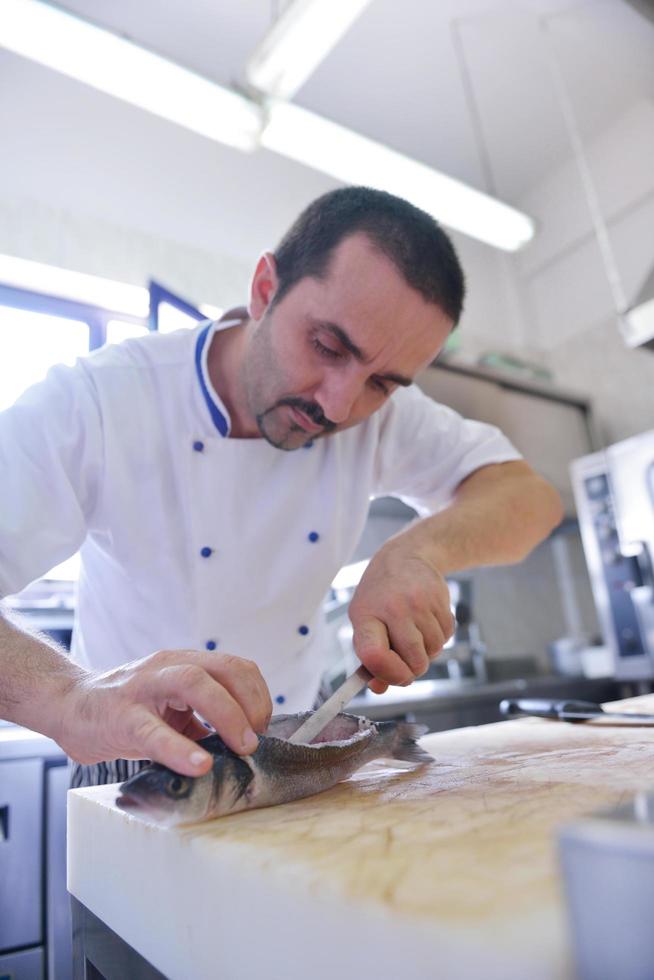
[116,735,256,826]
[116,762,215,827]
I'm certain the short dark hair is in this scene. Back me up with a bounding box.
[272,186,465,324]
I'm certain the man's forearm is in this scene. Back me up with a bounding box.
[390,460,564,575]
[0,607,88,739]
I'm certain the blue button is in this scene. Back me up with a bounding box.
[206,640,217,651]
[298,625,309,636]
[193,440,204,452]
[303,440,314,449]
[308,531,319,542]
[275,694,286,705]
[200,546,213,558]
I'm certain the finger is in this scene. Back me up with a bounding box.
[415,615,447,661]
[127,707,215,776]
[352,615,414,685]
[386,622,431,677]
[432,595,455,643]
[183,653,273,734]
[368,678,389,695]
[154,666,260,756]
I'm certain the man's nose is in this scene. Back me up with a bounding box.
[315,373,363,425]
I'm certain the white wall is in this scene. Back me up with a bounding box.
[511,99,654,444]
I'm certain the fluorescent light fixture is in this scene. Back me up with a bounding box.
[246,0,373,101]
[0,254,149,317]
[261,102,536,252]
[0,0,263,151]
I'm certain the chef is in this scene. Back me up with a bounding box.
[0,186,563,785]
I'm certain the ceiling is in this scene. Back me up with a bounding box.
[48,0,654,200]
[0,0,652,271]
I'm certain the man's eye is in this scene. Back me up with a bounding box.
[370,377,390,395]
[313,338,342,359]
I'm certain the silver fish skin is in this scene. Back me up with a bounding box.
[116,712,432,826]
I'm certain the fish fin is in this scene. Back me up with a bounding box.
[379,722,433,766]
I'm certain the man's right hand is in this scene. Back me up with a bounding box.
[56,649,273,776]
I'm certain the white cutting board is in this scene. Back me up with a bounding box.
[68,694,654,980]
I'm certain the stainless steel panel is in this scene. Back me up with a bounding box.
[0,759,43,951]
[0,946,44,980]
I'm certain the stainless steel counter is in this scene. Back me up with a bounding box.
[349,673,623,730]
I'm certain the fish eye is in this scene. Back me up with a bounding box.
[167,774,190,798]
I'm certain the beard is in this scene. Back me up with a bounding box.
[256,396,336,451]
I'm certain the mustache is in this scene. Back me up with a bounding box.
[275,397,336,432]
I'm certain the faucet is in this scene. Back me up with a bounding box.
[451,597,488,683]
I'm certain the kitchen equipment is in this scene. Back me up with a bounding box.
[500,697,654,724]
[288,664,372,744]
[559,790,654,980]
[571,430,654,680]
[0,728,71,979]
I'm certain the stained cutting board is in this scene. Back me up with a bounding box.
[67,694,654,980]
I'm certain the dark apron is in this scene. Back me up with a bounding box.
[70,758,149,788]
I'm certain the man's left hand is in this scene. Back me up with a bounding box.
[348,538,455,694]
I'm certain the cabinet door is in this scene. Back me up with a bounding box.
[494,389,592,514]
[0,759,43,950]
[0,946,44,979]
[416,367,503,426]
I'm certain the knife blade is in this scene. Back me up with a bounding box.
[287,665,374,744]
[499,698,654,724]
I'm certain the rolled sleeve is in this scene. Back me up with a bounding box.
[0,361,104,597]
[373,384,522,517]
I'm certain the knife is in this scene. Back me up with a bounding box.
[499,698,654,724]
[287,665,374,744]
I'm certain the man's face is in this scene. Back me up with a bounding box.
[242,233,454,450]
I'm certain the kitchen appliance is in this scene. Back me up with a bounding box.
[559,790,654,980]
[571,429,654,680]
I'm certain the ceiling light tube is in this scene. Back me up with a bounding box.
[261,102,536,252]
[246,0,374,101]
[0,0,263,151]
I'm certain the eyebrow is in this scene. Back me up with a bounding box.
[314,319,413,388]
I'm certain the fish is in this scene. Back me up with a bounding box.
[116,711,433,826]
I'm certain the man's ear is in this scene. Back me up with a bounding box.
[248,252,279,320]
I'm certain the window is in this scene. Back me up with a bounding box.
[0,306,90,412]
[0,275,218,593]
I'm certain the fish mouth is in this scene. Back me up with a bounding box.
[116,792,141,810]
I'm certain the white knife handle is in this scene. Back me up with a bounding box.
[287,665,373,745]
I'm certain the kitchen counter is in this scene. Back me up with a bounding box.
[349,672,621,720]
[67,693,654,980]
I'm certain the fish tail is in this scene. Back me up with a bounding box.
[378,721,433,766]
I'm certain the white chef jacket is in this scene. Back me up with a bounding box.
[0,319,521,710]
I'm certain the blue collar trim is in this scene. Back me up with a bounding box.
[194,323,229,437]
